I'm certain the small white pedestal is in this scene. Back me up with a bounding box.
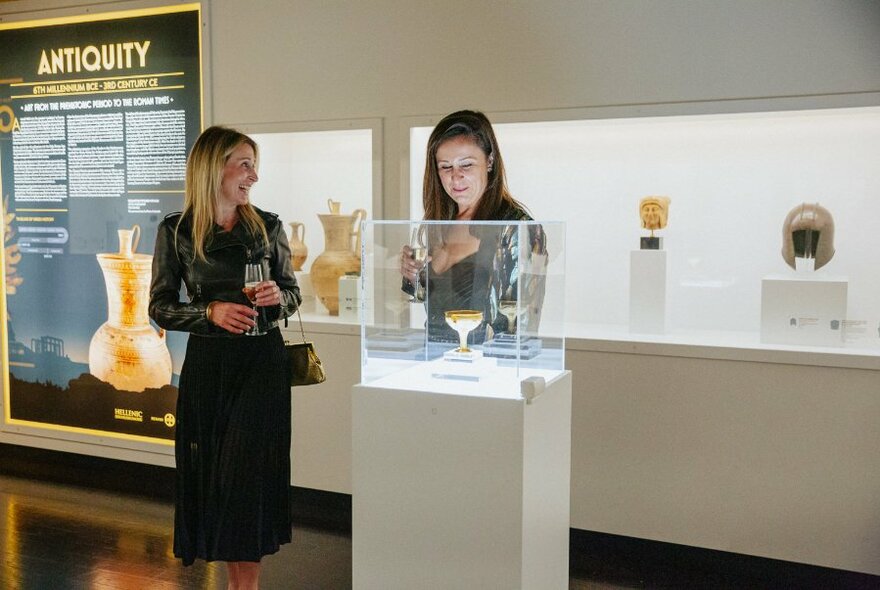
[352,372,572,590]
[338,274,360,322]
[629,249,667,334]
[295,272,316,313]
[761,274,848,346]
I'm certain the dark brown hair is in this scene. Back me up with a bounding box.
[422,110,525,221]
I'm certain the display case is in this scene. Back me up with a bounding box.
[247,125,376,320]
[410,106,880,355]
[359,220,566,398]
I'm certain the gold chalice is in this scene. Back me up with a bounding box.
[444,310,483,353]
[498,299,517,335]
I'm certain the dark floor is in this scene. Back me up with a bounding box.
[0,445,877,589]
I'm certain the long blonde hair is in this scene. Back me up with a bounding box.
[178,126,268,262]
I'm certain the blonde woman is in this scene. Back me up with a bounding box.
[149,126,300,589]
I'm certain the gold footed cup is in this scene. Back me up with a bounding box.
[444,310,483,353]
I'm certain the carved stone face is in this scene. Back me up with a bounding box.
[781,202,835,270]
[639,196,670,230]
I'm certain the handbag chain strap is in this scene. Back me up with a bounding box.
[295,307,308,344]
[283,307,309,344]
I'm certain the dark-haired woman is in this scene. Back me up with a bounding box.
[401,110,546,347]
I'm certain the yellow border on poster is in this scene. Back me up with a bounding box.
[0,2,204,447]
[0,3,201,30]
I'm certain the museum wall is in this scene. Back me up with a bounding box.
[208,0,880,218]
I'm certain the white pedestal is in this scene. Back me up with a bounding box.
[629,249,667,334]
[352,372,572,590]
[761,275,848,346]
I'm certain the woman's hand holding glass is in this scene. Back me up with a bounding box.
[400,228,430,284]
[206,265,284,336]
[207,301,258,334]
[400,236,430,303]
[249,280,282,307]
[399,244,428,284]
[242,263,284,335]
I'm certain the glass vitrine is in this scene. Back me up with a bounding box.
[409,106,880,354]
[360,220,565,399]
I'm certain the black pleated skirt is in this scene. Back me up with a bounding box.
[173,328,291,566]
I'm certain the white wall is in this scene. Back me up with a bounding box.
[568,344,880,575]
[203,0,880,217]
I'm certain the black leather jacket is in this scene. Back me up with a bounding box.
[149,208,301,337]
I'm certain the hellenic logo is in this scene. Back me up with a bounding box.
[114,408,143,422]
[164,413,176,427]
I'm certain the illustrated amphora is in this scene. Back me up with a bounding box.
[88,224,173,391]
[288,221,308,271]
[310,200,366,315]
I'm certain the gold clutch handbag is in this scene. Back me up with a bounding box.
[286,308,326,387]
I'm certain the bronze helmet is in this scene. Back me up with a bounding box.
[781,202,835,270]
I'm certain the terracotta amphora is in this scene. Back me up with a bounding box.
[288,222,308,271]
[310,202,366,315]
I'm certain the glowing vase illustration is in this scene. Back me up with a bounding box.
[288,221,308,271]
[310,201,366,315]
[89,225,173,391]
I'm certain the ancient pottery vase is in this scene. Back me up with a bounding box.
[88,224,173,391]
[310,203,366,315]
[288,221,308,271]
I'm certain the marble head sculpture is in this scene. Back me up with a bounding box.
[781,202,835,270]
[639,196,671,232]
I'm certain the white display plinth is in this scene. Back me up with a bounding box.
[295,272,316,313]
[761,275,848,347]
[338,274,360,322]
[352,371,572,590]
[629,249,667,334]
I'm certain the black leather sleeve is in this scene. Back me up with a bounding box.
[148,220,217,335]
[264,218,301,322]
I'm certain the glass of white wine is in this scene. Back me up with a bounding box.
[243,263,265,336]
[408,227,428,303]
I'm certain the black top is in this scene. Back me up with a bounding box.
[403,205,546,345]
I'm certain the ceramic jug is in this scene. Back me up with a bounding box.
[310,202,366,315]
[288,222,308,271]
[88,224,173,391]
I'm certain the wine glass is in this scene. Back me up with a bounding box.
[243,263,265,336]
[498,299,518,337]
[408,227,428,303]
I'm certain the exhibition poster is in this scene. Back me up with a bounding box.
[0,4,203,443]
